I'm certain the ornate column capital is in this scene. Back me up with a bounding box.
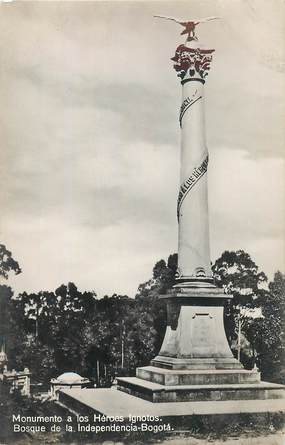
[171,45,215,84]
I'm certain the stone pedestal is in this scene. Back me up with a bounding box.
[151,287,241,370]
[2,367,31,397]
[117,287,285,403]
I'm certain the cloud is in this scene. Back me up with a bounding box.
[209,148,285,276]
[0,1,284,298]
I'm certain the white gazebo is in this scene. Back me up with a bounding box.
[50,372,90,399]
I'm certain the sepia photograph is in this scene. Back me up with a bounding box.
[0,1,284,444]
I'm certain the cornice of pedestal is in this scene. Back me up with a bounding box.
[171,44,215,84]
[160,286,233,304]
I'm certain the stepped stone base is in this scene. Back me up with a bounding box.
[136,366,260,385]
[117,375,285,403]
[151,356,243,370]
[58,387,285,419]
[117,286,285,406]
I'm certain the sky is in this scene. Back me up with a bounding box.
[0,0,284,297]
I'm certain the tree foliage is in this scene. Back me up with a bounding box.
[0,244,21,361]
[1,242,284,388]
[212,250,267,349]
[213,251,285,382]
[5,253,178,384]
[248,271,285,382]
[135,253,177,352]
[0,244,21,280]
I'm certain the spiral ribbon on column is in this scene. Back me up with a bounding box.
[179,95,202,127]
[177,155,209,220]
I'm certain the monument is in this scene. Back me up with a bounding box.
[59,16,285,418]
[116,17,285,403]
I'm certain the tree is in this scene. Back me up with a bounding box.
[212,250,285,382]
[11,283,98,381]
[135,253,177,356]
[212,250,267,361]
[0,286,14,354]
[212,250,267,302]
[266,271,285,382]
[244,271,285,383]
[0,244,21,280]
[0,244,21,363]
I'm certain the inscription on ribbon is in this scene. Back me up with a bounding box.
[177,155,209,220]
[179,95,202,127]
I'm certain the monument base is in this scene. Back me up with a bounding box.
[116,285,285,404]
[117,369,285,403]
[58,386,285,419]
[137,365,260,385]
[153,286,240,368]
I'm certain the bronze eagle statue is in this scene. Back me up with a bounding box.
[154,15,220,41]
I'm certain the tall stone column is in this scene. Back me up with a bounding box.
[174,43,214,286]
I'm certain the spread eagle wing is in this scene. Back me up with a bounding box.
[154,15,220,25]
[195,16,220,24]
[153,15,189,25]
